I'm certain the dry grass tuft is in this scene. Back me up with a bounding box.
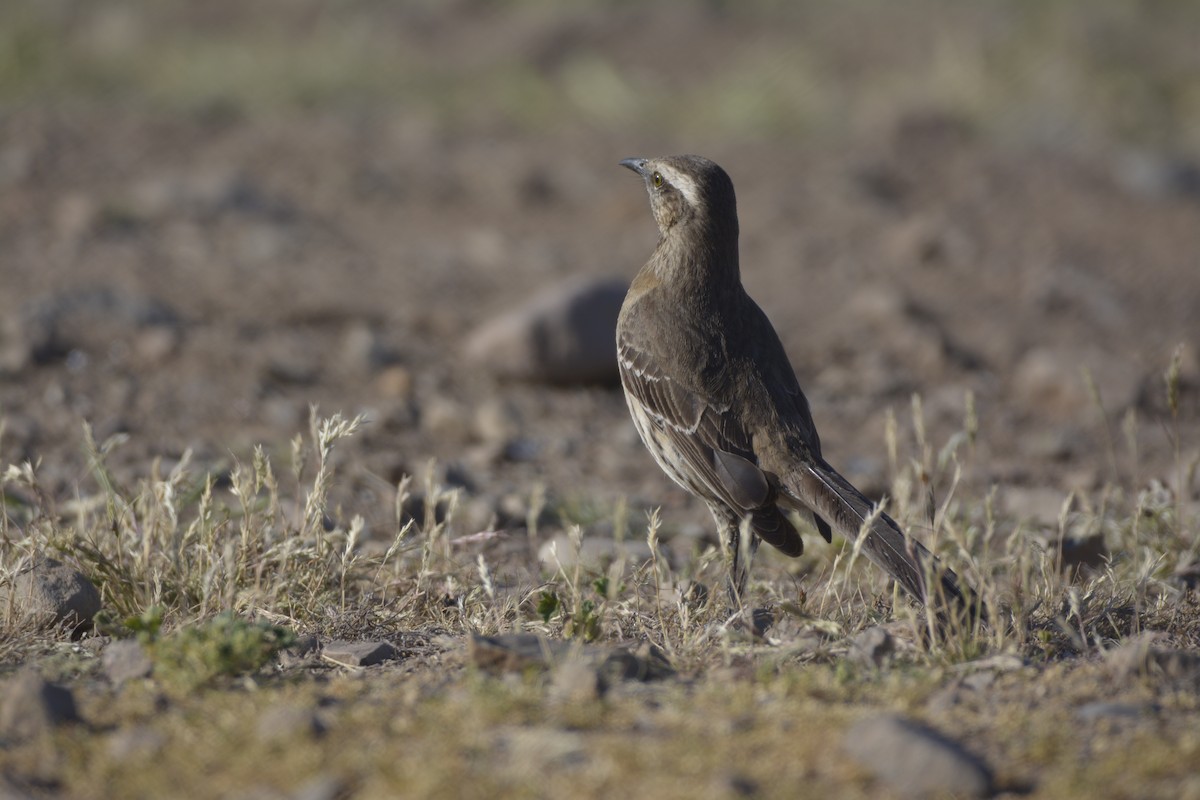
[1,357,1197,798]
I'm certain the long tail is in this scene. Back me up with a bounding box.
[781,459,978,618]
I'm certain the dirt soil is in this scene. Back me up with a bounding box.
[4,103,1197,534]
[1,4,1197,531]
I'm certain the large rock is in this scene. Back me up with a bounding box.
[462,276,626,385]
[3,557,101,633]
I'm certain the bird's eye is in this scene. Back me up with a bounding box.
[651,171,664,188]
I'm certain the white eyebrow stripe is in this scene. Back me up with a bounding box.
[664,168,702,210]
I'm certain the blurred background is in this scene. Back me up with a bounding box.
[1,0,1197,540]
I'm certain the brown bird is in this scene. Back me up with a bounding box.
[616,154,972,615]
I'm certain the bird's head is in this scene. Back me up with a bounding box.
[620,155,738,238]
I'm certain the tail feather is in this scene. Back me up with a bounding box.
[750,507,804,557]
[781,461,972,613]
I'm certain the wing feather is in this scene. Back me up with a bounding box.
[618,334,803,555]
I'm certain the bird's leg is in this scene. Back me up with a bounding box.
[711,506,757,609]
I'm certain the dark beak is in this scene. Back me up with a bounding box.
[619,157,649,176]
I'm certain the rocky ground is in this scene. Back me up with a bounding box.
[2,2,1199,798]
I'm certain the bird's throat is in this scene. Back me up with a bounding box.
[652,227,742,300]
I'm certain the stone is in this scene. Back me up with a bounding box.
[549,657,605,704]
[883,215,975,269]
[1013,344,1139,421]
[1013,347,1087,416]
[256,705,326,742]
[962,671,997,692]
[0,671,80,740]
[848,626,895,668]
[924,683,966,715]
[397,491,452,528]
[499,436,541,464]
[1106,634,1200,689]
[1058,533,1109,576]
[843,714,992,799]
[321,640,398,668]
[107,725,167,761]
[292,775,348,800]
[3,557,101,633]
[967,654,1027,673]
[16,288,180,367]
[1075,702,1148,722]
[470,633,568,672]
[338,323,387,374]
[262,350,320,387]
[133,325,181,365]
[497,725,588,773]
[53,192,100,240]
[0,314,35,375]
[1136,357,1200,420]
[599,641,675,683]
[473,398,522,444]
[841,286,978,377]
[462,276,627,385]
[419,396,472,442]
[1114,151,1200,201]
[79,635,111,656]
[278,634,322,669]
[374,365,413,401]
[711,607,777,642]
[102,638,154,686]
[128,170,278,219]
[469,634,673,684]
[1174,558,1200,590]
